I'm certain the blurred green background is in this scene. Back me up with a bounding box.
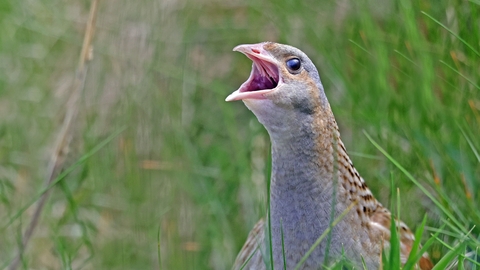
[0,0,479,269]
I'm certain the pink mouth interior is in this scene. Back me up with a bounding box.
[239,56,279,93]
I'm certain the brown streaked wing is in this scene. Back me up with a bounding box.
[232,219,265,270]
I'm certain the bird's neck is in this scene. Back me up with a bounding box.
[267,110,361,267]
[269,110,341,203]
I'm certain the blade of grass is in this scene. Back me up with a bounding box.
[396,188,400,226]
[388,192,401,270]
[348,39,373,56]
[458,251,464,269]
[440,60,480,90]
[421,11,480,57]
[432,240,467,270]
[432,218,478,247]
[407,223,446,270]
[473,247,478,270]
[361,256,367,270]
[363,131,466,234]
[238,245,259,270]
[382,243,388,270]
[425,225,466,238]
[393,49,419,67]
[280,219,286,270]
[433,228,480,267]
[267,172,274,270]
[459,126,480,163]
[403,215,428,270]
[239,223,267,270]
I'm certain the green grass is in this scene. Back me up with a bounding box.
[0,0,479,269]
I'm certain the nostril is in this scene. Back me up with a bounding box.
[252,48,260,54]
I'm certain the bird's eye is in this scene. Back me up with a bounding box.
[286,58,301,72]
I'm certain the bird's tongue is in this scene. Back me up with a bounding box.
[226,43,279,102]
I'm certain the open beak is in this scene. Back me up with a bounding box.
[225,43,280,102]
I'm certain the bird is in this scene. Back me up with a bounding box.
[226,42,433,269]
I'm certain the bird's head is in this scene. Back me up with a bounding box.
[226,42,331,138]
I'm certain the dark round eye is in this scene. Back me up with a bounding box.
[286,58,301,71]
